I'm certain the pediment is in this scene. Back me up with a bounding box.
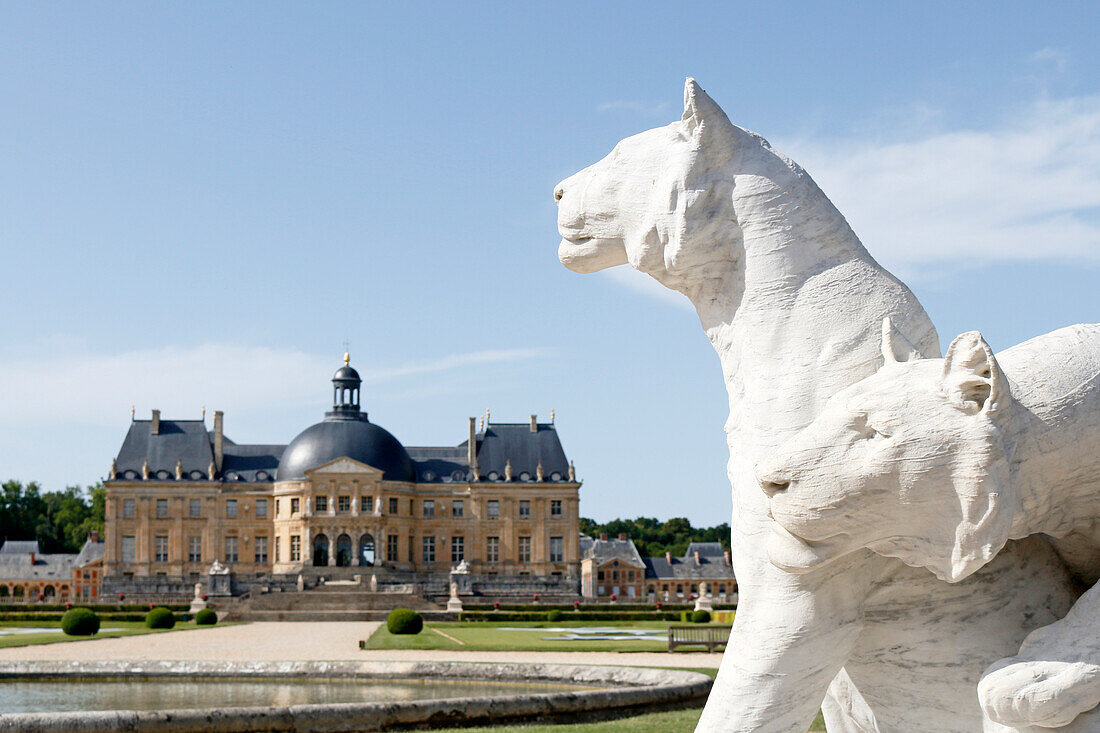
[305,457,383,476]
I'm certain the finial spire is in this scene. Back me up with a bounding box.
[130,404,135,419]
[202,405,206,420]
[344,351,350,366]
[551,409,555,424]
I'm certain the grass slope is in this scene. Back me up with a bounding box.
[0,620,229,648]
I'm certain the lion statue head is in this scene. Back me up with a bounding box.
[553,78,782,300]
[755,320,1016,582]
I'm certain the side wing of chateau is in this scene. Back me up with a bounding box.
[101,356,581,597]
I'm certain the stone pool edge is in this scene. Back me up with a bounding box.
[0,660,712,732]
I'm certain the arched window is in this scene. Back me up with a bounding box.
[43,585,55,598]
[358,534,375,567]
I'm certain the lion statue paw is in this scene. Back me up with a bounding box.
[979,660,1100,729]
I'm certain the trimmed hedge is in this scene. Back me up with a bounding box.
[387,608,423,635]
[691,609,712,623]
[546,609,563,622]
[459,611,683,622]
[0,604,189,613]
[60,607,100,636]
[0,612,147,622]
[194,608,218,626]
[144,606,176,629]
[461,603,736,612]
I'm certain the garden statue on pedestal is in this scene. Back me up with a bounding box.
[446,582,463,613]
[694,581,713,613]
[556,78,1076,732]
[189,582,207,614]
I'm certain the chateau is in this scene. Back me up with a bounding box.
[102,356,582,595]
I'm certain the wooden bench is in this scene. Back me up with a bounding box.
[667,625,732,652]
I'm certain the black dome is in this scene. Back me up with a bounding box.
[333,365,361,382]
[278,416,416,482]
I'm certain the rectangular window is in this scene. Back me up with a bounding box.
[154,535,168,563]
[407,535,415,562]
[275,537,281,562]
[360,496,373,513]
[518,536,531,563]
[388,497,399,514]
[189,498,201,517]
[451,535,464,563]
[121,535,136,562]
[551,500,562,517]
[226,499,237,517]
[422,536,435,563]
[550,536,563,563]
[225,536,239,563]
[452,500,464,517]
[487,536,500,563]
[156,498,168,517]
[188,536,202,563]
[123,498,135,518]
[254,536,268,564]
[337,496,350,513]
[315,496,328,512]
[487,500,499,518]
[387,534,399,562]
[423,500,435,517]
[290,535,301,562]
[256,499,267,517]
[518,500,530,518]
[291,498,300,515]
[276,499,281,517]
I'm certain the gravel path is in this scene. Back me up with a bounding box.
[0,622,722,668]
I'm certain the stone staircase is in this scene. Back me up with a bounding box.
[227,582,443,622]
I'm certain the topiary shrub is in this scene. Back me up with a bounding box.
[144,606,176,629]
[386,608,423,635]
[546,609,563,622]
[194,608,218,626]
[690,609,711,624]
[60,607,100,636]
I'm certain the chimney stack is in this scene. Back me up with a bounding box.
[599,533,608,541]
[724,551,731,565]
[618,533,626,541]
[468,417,479,479]
[89,530,100,543]
[530,414,537,433]
[213,411,224,471]
[666,551,672,563]
[150,409,160,435]
[695,551,701,564]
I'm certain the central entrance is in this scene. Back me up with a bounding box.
[336,534,352,567]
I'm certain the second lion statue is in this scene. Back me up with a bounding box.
[555,78,1077,732]
[759,322,1100,731]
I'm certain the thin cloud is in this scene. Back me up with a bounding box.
[782,95,1100,275]
[0,344,552,427]
[1029,47,1069,74]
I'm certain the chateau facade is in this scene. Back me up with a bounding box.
[103,357,581,592]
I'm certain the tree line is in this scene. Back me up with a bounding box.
[579,516,731,559]
[1,480,105,554]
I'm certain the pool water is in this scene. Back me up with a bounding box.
[0,677,585,713]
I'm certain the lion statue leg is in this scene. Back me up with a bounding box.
[979,582,1100,731]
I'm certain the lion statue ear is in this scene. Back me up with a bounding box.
[881,317,924,364]
[939,331,1009,419]
[682,78,735,144]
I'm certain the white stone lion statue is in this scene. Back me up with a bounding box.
[758,322,1100,731]
[556,77,1077,732]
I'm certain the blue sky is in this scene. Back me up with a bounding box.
[1,3,1097,524]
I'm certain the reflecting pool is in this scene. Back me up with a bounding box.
[0,677,587,713]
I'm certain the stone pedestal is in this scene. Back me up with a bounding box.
[208,560,232,596]
[694,582,713,613]
[188,583,207,614]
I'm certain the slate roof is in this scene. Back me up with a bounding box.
[0,541,40,555]
[580,535,646,567]
[113,419,285,483]
[643,541,734,581]
[111,417,573,485]
[72,539,106,568]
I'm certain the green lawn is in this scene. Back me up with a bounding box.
[363,621,731,653]
[0,619,229,648]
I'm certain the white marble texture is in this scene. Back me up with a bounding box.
[556,78,1077,732]
[759,323,1100,730]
